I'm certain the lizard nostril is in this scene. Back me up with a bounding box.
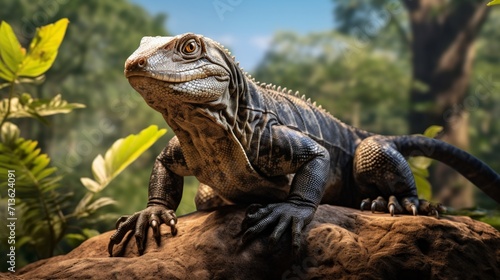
[137,58,147,68]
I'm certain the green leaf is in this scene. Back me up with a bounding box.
[0,21,25,81]
[410,164,429,178]
[17,18,69,77]
[408,125,443,170]
[408,125,443,201]
[105,125,166,176]
[0,121,20,143]
[80,177,101,193]
[63,233,86,242]
[82,125,166,193]
[0,82,10,90]
[87,197,117,212]
[415,175,432,201]
[91,155,107,187]
[423,125,443,138]
[73,192,94,218]
[487,0,500,6]
[408,156,433,171]
[411,79,429,93]
[0,93,85,120]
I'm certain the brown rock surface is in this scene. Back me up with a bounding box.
[5,205,500,279]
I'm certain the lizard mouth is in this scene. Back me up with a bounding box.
[125,64,230,84]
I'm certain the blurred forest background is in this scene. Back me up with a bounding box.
[1,0,499,270]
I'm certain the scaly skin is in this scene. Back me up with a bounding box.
[108,33,500,256]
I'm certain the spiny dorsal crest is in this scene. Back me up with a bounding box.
[212,38,328,114]
[253,79,331,114]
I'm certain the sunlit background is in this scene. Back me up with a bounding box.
[1,0,499,270]
[131,0,335,70]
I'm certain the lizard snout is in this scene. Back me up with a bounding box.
[124,57,147,77]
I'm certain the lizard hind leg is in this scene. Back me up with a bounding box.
[353,136,420,215]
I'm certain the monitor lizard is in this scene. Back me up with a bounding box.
[108,33,500,256]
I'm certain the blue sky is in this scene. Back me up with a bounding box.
[130,0,335,70]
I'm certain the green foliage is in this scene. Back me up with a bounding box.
[487,0,500,6]
[0,17,167,269]
[0,122,65,256]
[469,8,500,208]
[0,93,84,122]
[0,19,81,130]
[0,19,76,259]
[0,18,86,262]
[71,126,166,241]
[80,125,166,193]
[0,1,171,230]
[253,30,410,135]
[408,125,443,201]
[478,214,500,230]
[0,19,69,82]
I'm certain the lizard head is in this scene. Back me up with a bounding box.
[125,33,244,111]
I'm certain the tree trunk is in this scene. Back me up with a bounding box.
[403,0,490,207]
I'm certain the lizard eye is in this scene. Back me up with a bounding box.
[183,40,197,54]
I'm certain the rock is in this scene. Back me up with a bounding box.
[6,205,500,280]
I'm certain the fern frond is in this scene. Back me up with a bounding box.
[0,122,66,257]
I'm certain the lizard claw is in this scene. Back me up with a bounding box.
[115,216,129,229]
[169,219,177,235]
[108,240,117,257]
[370,196,387,213]
[388,196,403,216]
[418,199,446,218]
[361,196,444,217]
[108,205,177,257]
[360,198,371,211]
[150,215,161,246]
[431,209,439,218]
[411,205,418,216]
[242,202,315,256]
[389,204,395,216]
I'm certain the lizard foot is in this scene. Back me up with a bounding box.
[417,199,446,218]
[360,196,445,217]
[361,195,403,216]
[108,205,177,257]
[241,201,315,255]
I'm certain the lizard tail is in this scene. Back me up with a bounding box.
[389,135,500,204]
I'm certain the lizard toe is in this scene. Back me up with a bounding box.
[108,212,140,257]
[388,195,404,216]
[418,199,446,218]
[360,198,371,211]
[401,196,420,216]
[371,196,388,213]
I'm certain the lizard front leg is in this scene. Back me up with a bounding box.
[242,126,330,253]
[108,136,189,256]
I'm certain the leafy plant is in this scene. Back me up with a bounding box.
[0,18,78,259]
[0,19,81,129]
[0,18,166,264]
[0,122,67,256]
[75,125,166,220]
[408,125,444,201]
[487,0,500,6]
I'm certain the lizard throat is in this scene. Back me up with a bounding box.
[128,75,231,108]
